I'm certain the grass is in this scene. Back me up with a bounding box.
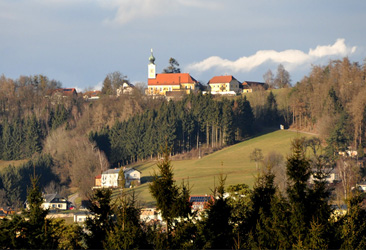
[121,129,313,207]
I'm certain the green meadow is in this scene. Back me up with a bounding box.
[119,129,314,207]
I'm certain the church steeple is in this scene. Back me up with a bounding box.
[148,48,156,79]
[149,48,155,64]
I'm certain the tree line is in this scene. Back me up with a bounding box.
[89,93,265,166]
[1,138,366,249]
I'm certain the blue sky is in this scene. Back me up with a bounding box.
[0,0,365,91]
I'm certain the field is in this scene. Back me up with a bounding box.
[119,129,314,207]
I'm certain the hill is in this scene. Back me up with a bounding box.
[119,129,313,207]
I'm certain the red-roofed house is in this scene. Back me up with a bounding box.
[146,49,198,96]
[208,75,241,95]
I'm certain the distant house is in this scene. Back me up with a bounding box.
[101,169,121,188]
[117,82,134,96]
[189,195,214,211]
[140,208,162,223]
[83,90,101,100]
[309,168,339,184]
[95,174,102,187]
[41,193,68,210]
[241,81,267,92]
[74,211,91,223]
[124,167,141,188]
[100,167,141,188]
[52,88,78,98]
[208,75,241,95]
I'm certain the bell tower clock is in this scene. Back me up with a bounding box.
[148,48,156,79]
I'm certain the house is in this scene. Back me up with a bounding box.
[116,82,134,96]
[101,168,121,188]
[100,167,141,188]
[124,167,141,188]
[309,168,339,184]
[95,174,101,187]
[146,49,198,96]
[189,195,214,211]
[140,208,162,223]
[208,75,241,95]
[83,90,101,100]
[74,211,91,223]
[242,81,267,92]
[41,193,68,210]
[52,88,78,98]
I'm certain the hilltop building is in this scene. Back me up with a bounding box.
[208,75,241,95]
[146,49,198,96]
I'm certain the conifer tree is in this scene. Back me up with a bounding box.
[85,188,114,249]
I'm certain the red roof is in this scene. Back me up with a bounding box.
[148,73,197,86]
[208,75,239,84]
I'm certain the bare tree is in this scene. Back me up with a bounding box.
[274,64,291,88]
[263,69,274,88]
[250,148,264,171]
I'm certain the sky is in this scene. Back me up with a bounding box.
[1,0,365,91]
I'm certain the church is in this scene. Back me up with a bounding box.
[146,49,198,96]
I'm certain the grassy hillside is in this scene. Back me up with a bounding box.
[118,129,313,207]
[0,159,29,172]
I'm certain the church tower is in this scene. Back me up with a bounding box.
[148,48,156,79]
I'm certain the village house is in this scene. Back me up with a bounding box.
[99,167,141,188]
[146,49,198,97]
[208,75,241,95]
[309,168,339,184]
[189,195,214,211]
[117,82,134,96]
[83,90,101,100]
[41,193,68,210]
[241,81,267,92]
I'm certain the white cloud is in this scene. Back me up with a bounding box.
[186,39,357,73]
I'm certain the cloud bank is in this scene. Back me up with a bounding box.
[186,39,357,73]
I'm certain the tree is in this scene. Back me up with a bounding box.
[197,174,233,249]
[263,69,274,88]
[250,148,264,171]
[105,192,149,249]
[21,175,56,249]
[84,188,115,249]
[163,58,181,73]
[149,145,192,248]
[274,64,291,88]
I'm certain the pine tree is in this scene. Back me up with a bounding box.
[21,175,55,249]
[85,188,115,249]
[198,174,233,249]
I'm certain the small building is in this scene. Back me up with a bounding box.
[309,168,339,184]
[140,208,162,223]
[124,167,141,188]
[74,211,91,223]
[101,169,121,188]
[41,193,68,210]
[100,167,141,188]
[117,82,134,96]
[83,90,101,100]
[242,81,267,92]
[189,195,214,211]
[95,174,101,187]
[208,75,241,95]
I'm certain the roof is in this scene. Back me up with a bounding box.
[148,73,198,86]
[43,193,66,203]
[208,75,239,84]
[242,81,266,86]
[189,195,213,203]
[102,168,120,175]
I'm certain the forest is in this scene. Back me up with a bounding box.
[1,138,366,249]
[0,57,365,210]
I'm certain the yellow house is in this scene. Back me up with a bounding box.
[146,49,198,96]
[208,75,241,95]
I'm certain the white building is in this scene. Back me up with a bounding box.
[101,167,141,188]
